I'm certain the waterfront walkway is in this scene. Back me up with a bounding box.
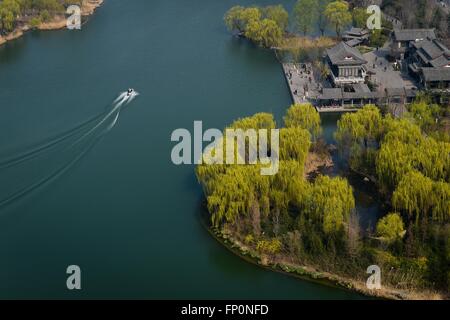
[282,63,320,105]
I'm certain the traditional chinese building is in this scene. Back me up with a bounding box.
[325,42,367,86]
[407,38,450,90]
[390,29,436,59]
[343,27,370,47]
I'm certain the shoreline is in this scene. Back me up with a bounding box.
[0,0,104,47]
[205,223,445,300]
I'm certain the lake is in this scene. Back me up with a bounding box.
[0,0,367,299]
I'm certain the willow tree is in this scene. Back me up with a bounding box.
[293,0,318,35]
[284,103,322,141]
[304,175,355,235]
[279,127,311,164]
[376,213,405,244]
[376,139,415,191]
[245,18,283,48]
[335,105,383,147]
[224,6,261,34]
[230,112,276,130]
[269,160,307,234]
[262,5,289,31]
[207,165,270,228]
[414,138,450,183]
[377,119,449,188]
[272,125,311,219]
[430,181,450,223]
[408,97,440,133]
[392,171,434,224]
[335,105,383,174]
[382,117,423,145]
[392,169,450,224]
[324,0,352,38]
[316,0,331,36]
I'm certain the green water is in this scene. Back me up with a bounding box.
[0,0,366,299]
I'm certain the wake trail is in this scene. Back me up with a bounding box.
[0,135,102,209]
[0,91,138,210]
[0,93,129,170]
[0,112,105,170]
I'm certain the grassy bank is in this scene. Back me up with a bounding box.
[0,0,104,46]
[206,224,445,300]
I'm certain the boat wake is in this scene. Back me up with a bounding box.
[0,90,139,210]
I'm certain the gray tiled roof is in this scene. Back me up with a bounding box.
[422,67,450,82]
[393,29,436,42]
[430,55,450,68]
[412,39,449,62]
[345,39,363,47]
[320,88,342,100]
[343,28,370,39]
[345,27,369,35]
[386,87,407,96]
[352,83,371,93]
[326,42,367,66]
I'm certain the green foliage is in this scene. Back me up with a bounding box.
[352,7,369,29]
[336,105,449,204]
[305,175,355,234]
[324,0,352,38]
[369,248,429,289]
[224,6,261,34]
[335,105,383,175]
[293,0,317,35]
[39,9,50,22]
[0,0,67,33]
[244,234,255,244]
[407,97,441,133]
[29,16,41,28]
[224,5,286,48]
[256,238,282,254]
[0,0,21,32]
[197,110,355,241]
[279,127,311,163]
[392,171,450,224]
[229,112,276,131]
[376,212,405,243]
[369,29,387,48]
[261,5,289,31]
[316,0,331,36]
[336,103,449,230]
[284,103,322,141]
[377,122,449,190]
[245,18,283,48]
[206,165,270,227]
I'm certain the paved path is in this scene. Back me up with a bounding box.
[363,46,417,91]
[282,63,320,105]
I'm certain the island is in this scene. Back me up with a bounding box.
[197,1,450,300]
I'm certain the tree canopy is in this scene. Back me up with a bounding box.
[376,212,405,244]
[324,0,352,38]
[293,0,317,35]
[224,5,287,48]
[284,103,322,141]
